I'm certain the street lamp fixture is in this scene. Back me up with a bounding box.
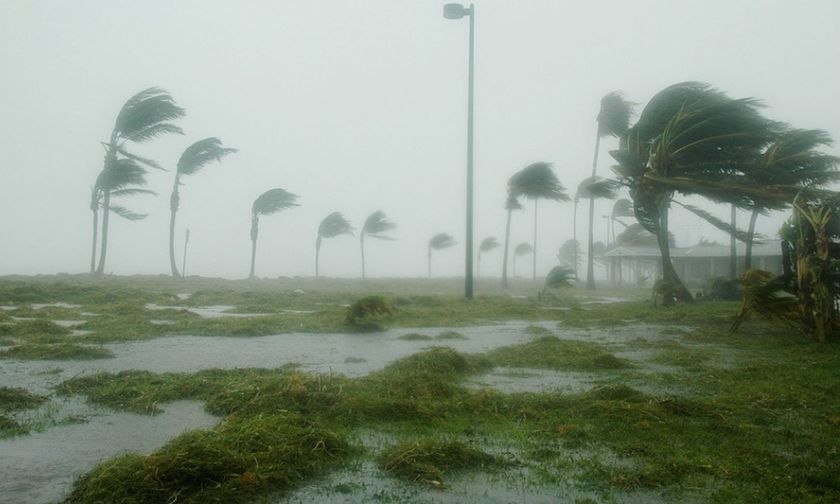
[443,3,476,300]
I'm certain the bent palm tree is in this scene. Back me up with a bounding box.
[360,211,397,278]
[428,233,456,278]
[501,193,523,288]
[557,239,581,271]
[575,176,620,288]
[477,237,500,278]
[508,162,570,280]
[169,138,237,277]
[513,242,533,277]
[249,188,299,278]
[316,212,354,278]
[93,87,185,275]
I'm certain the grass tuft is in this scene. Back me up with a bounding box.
[378,439,503,486]
[1,343,113,360]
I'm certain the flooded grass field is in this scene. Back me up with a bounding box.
[0,276,838,503]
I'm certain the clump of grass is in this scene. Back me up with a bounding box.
[0,386,48,412]
[0,343,113,360]
[0,318,70,343]
[435,330,467,340]
[378,439,502,486]
[345,295,396,332]
[66,413,350,503]
[484,336,631,371]
[651,346,720,367]
[0,337,15,346]
[524,325,553,336]
[0,415,26,437]
[398,333,433,341]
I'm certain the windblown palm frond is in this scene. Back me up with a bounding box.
[557,239,581,267]
[696,237,723,247]
[177,138,238,176]
[111,188,157,198]
[576,176,620,200]
[362,211,397,240]
[95,158,150,191]
[252,188,299,217]
[505,194,523,211]
[318,212,354,239]
[673,201,761,244]
[611,198,634,222]
[109,206,147,221]
[545,266,577,288]
[514,242,533,256]
[116,147,164,171]
[730,269,798,332]
[597,91,634,138]
[479,237,500,253]
[508,162,570,201]
[429,233,456,251]
[114,87,186,145]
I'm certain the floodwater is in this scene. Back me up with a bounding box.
[0,318,704,503]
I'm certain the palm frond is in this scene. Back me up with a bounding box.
[116,147,164,170]
[545,266,577,288]
[557,239,581,267]
[576,176,620,200]
[611,198,634,220]
[95,158,149,191]
[114,87,186,144]
[111,188,157,198]
[597,91,634,138]
[429,233,456,250]
[479,237,500,253]
[508,162,570,201]
[109,205,147,221]
[673,201,760,244]
[252,188,299,217]
[362,211,397,239]
[318,212,354,239]
[514,242,533,256]
[505,193,523,211]
[177,137,238,176]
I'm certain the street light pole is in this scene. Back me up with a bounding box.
[444,3,475,300]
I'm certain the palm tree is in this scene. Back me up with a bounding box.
[513,242,533,277]
[168,138,237,277]
[249,188,299,278]
[575,176,620,288]
[611,82,775,303]
[316,212,354,278]
[428,233,456,278]
[507,162,570,281]
[586,92,634,287]
[501,193,523,288]
[360,211,397,279]
[557,239,581,271]
[477,237,500,278]
[93,87,185,275]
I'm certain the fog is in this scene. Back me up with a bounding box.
[2,0,839,279]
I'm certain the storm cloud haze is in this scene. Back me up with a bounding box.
[2,0,839,279]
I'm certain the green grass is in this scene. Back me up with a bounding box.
[0,343,113,360]
[484,336,631,371]
[378,439,504,486]
[0,386,48,412]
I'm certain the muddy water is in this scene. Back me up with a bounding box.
[0,400,217,504]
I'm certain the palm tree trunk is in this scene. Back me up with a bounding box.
[532,199,538,280]
[315,236,322,278]
[168,178,181,278]
[586,196,595,290]
[501,208,513,288]
[477,252,481,278]
[573,199,578,275]
[182,230,189,278]
[656,199,693,304]
[744,208,759,271]
[90,204,99,274]
[427,247,432,279]
[360,235,366,279]
[95,190,111,275]
[249,216,258,278]
[729,204,737,279]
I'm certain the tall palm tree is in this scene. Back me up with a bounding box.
[586,92,633,287]
[93,87,185,275]
[507,162,570,281]
[316,212,354,278]
[575,176,620,288]
[428,233,456,278]
[168,138,237,277]
[249,188,299,278]
[477,237,500,278]
[513,242,533,277]
[609,198,635,284]
[611,82,775,303]
[501,193,523,288]
[360,211,397,279]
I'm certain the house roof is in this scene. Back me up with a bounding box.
[602,240,782,259]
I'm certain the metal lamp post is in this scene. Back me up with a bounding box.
[443,3,475,300]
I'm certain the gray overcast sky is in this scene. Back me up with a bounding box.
[2,1,839,279]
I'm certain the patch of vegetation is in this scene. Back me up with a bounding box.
[344,295,396,332]
[0,337,15,346]
[65,413,350,503]
[397,332,433,341]
[378,439,503,486]
[0,414,26,437]
[0,386,48,412]
[0,343,113,360]
[0,318,71,343]
[484,336,631,371]
[523,325,553,336]
[435,330,467,340]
